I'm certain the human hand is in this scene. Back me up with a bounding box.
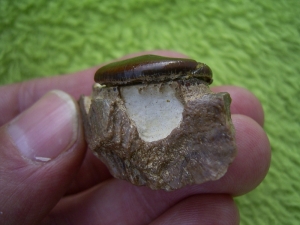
[0,51,271,225]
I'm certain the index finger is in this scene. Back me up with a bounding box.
[0,68,95,126]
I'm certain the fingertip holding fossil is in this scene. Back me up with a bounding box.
[79,55,236,191]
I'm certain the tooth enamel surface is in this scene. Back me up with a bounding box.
[120,83,184,142]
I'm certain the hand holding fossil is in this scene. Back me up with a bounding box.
[0,52,270,225]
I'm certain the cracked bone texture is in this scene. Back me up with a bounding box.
[79,82,236,191]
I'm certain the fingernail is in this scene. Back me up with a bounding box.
[7,90,79,162]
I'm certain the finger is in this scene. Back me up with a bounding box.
[42,115,270,225]
[150,195,239,225]
[0,91,86,225]
[0,50,187,126]
[197,114,271,196]
[65,86,268,195]
[212,85,264,126]
[44,182,239,225]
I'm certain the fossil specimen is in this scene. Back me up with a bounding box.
[79,55,236,191]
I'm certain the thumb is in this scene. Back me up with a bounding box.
[0,90,86,225]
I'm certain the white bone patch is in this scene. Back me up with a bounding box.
[120,83,184,142]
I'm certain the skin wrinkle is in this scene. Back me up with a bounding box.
[17,82,31,113]
[17,80,42,114]
[0,85,18,126]
[132,185,161,223]
[0,141,36,214]
[149,195,239,225]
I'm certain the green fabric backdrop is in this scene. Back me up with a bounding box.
[1,0,299,224]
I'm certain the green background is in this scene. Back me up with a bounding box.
[1,0,299,224]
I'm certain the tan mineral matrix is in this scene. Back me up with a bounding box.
[79,55,236,191]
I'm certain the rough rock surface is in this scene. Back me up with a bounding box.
[79,81,236,191]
